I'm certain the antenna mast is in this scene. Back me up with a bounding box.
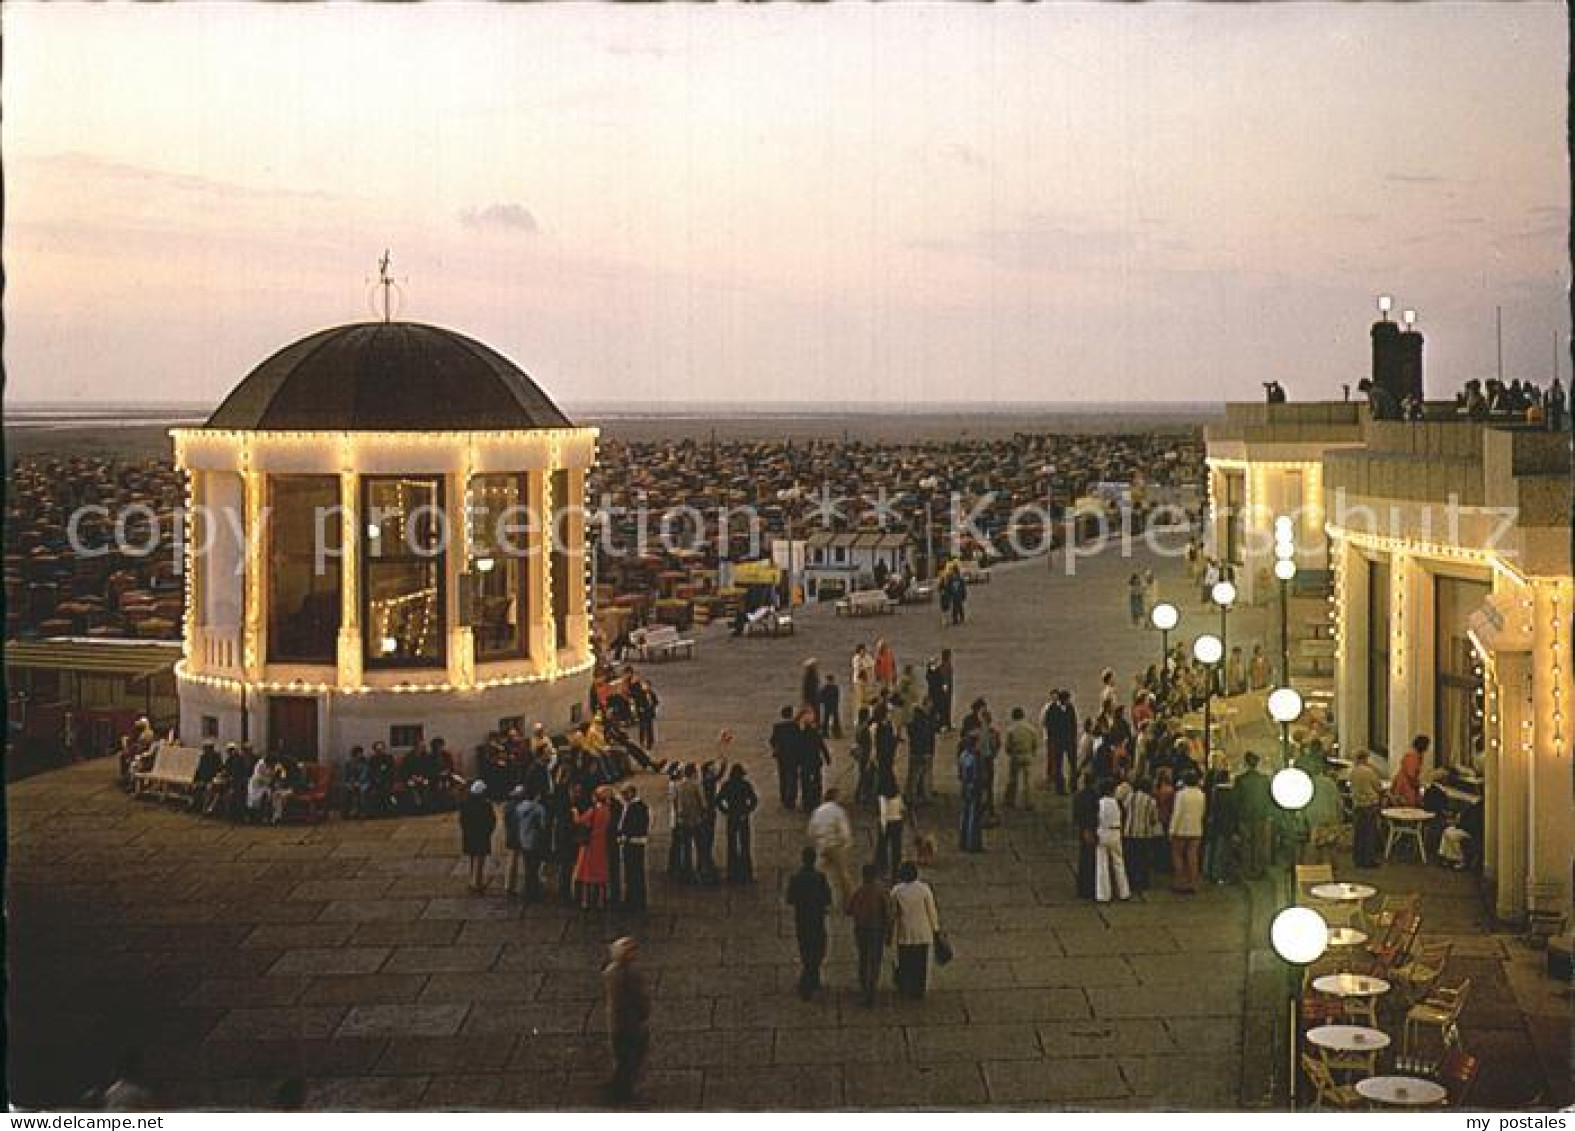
[378,250,395,323]
[1496,305,1503,382]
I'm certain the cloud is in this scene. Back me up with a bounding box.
[458,202,540,235]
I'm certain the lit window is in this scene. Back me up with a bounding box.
[469,473,529,661]
[267,476,341,664]
[363,476,446,668]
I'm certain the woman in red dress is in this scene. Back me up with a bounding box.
[574,786,614,909]
[1392,735,1428,808]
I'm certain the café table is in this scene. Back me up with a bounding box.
[1307,1024,1391,1077]
[1356,1075,1447,1108]
[1310,881,1377,930]
[1382,807,1433,864]
[1326,927,1369,948]
[1312,973,1391,1027]
[1324,926,1370,967]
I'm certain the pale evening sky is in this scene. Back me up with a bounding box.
[3,2,1569,409]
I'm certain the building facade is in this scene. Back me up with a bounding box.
[1206,403,1573,926]
[174,322,597,769]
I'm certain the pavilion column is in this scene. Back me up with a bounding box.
[525,468,554,670]
[241,467,265,681]
[1386,551,1413,758]
[1333,536,1367,760]
[1490,651,1533,922]
[446,460,475,688]
[562,467,590,665]
[1528,581,1573,926]
[336,469,362,689]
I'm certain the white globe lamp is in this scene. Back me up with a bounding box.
[1274,558,1297,582]
[1193,633,1224,666]
[1268,686,1305,725]
[1272,767,1315,811]
[1211,580,1237,609]
[1150,602,1179,632]
[1271,905,1329,965]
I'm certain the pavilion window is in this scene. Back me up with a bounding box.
[1435,576,1490,769]
[363,476,447,668]
[1367,558,1391,756]
[266,475,342,664]
[469,472,529,661]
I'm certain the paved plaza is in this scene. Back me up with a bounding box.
[6,544,1567,1109]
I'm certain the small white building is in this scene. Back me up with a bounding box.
[174,320,597,769]
[803,530,914,598]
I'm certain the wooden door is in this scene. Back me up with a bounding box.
[267,696,319,762]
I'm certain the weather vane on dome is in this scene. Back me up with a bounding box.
[368,250,406,323]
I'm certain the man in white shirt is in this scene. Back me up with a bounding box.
[1094,778,1132,903]
[807,788,855,904]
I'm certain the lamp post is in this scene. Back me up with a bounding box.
[1269,754,1321,1108]
[1274,515,1297,686]
[1267,685,1305,769]
[1193,632,1224,765]
[1275,556,1297,685]
[1210,579,1237,696]
[1151,601,1179,694]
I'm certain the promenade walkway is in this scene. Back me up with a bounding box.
[9,541,1562,1109]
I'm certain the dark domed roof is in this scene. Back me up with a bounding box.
[205,322,573,431]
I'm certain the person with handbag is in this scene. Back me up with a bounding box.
[890,861,942,999]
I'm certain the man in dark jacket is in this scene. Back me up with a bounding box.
[796,712,830,810]
[785,847,833,1000]
[715,764,759,883]
[1041,689,1078,795]
[817,675,843,738]
[845,864,892,1007]
[617,784,650,911]
[769,706,800,808]
[1072,772,1100,899]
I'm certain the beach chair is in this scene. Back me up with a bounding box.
[1403,976,1471,1058]
[1301,1053,1361,1111]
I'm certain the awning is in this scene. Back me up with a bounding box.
[4,639,181,682]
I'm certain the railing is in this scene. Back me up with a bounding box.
[194,626,242,675]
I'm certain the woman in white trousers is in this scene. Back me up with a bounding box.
[1095,779,1131,903]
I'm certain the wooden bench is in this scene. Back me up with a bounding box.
[743,608,794,636]
[132,743,203,803]
[634,624,696,660]
[901,583,935,605]
[835,590,897,617]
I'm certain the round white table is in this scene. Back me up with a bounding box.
[1312,973,1390,1026]
[1310,882,1377,902]
[1307,1024,1391,1053]
[1326,927,1370,948]
[1382,807,1433,863]
[1313,973,1390,997]
[1356,1075,1447,1107]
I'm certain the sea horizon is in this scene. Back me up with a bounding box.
[6,398,1228,425]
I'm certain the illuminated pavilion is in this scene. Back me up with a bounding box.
[173,321,597,769]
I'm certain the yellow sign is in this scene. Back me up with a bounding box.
[732,560,781,586]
